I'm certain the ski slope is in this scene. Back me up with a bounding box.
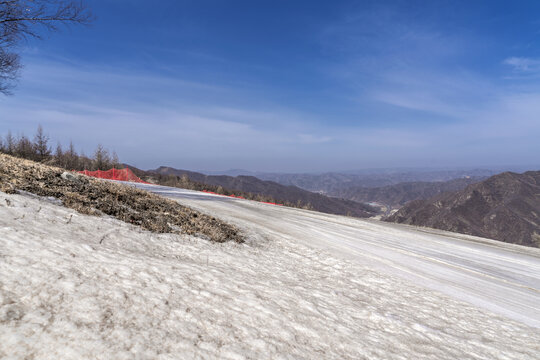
[1,186,540,359]
[135,183,540,329]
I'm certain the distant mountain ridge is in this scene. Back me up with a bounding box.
[254,169,499,194]
[333,177,485,211]
[385,171,540,247]
[147,166,378,218]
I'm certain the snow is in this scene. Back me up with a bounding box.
[1,189,540,359]
[136,183,540,329]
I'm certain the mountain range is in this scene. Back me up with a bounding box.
[332,177,485,211]
[134,165,540,247]
[213,169,500,194]
[385,171,540,247]
[135,166,379,218]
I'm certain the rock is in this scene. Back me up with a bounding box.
[61,171,82,183]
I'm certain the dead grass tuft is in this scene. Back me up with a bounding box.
[0,154,243,243]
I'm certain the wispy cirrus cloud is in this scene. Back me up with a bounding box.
[307,4,540,169]
[503,57,540,73]
[297,134,333,144]
[4,2,540,172]
[0,58,344,171]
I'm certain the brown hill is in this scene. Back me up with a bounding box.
[385,171,540,247]
[334,177,484,211]
[147,166,378,218]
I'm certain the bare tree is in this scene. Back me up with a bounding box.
[93,143,111,170]
[33,124,51,161]
[53,141,65,166]
[111,150,120,168]
[4,130,15,154]
[65,139,78,169]
[14,133,33,158]
[0,0,92,94]
[0,48,18,94]
[78,150,92,170]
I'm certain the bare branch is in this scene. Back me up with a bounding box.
[0,0,92,94]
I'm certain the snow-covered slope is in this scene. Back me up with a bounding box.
[1,188,539,359]
[137,183,540,329]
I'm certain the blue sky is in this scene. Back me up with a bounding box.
[1,0,540,172]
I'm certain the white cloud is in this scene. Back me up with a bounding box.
[3,48,540,172]
[503,57,540,73]
[297,134,333,144]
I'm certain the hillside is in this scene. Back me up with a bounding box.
[333,177,484,211]
[147,166,378,218]
[0,154,241,243]
[385,171,540,247]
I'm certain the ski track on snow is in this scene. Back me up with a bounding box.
[0,185,539,359]
[135,183,540,329]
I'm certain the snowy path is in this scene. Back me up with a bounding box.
[135,183,540,329]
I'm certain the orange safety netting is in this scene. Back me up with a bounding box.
[201,190,283,206]
[79,168,283,206]
[78,167,150,184]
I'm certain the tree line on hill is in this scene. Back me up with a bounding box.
[0,125,121,171]
[0,125,315,210]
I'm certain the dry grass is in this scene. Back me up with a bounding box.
[0,154,243,243]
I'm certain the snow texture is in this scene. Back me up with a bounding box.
[138,184,540,329]
[1,190,539,359]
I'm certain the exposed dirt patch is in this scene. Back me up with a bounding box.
[0,154,243,243]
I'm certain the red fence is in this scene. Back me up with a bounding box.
[78,167,150,184]
[202,190,283,206]
[79,168,282,206]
